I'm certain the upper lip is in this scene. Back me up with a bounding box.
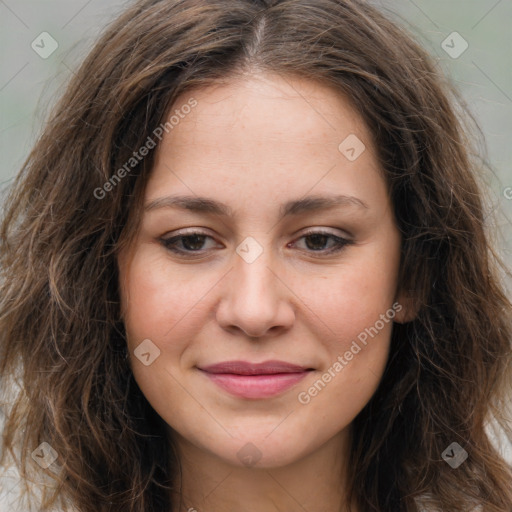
[199,360,313,375]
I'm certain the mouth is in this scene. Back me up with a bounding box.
[197,360,315,399]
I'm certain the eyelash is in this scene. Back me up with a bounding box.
[159,229,354,257]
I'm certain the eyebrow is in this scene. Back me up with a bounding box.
[144,193,369,220]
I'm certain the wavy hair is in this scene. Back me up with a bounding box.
[1,0,511,511]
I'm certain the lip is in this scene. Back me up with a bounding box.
[198,360,314,399]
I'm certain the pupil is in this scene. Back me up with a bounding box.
[306,234,328,251]
[183,235,205,250]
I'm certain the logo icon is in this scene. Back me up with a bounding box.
[441,32,468,59]
[31,442,59,469]
[31,32,59,59]
[338,134,366,161]
[134,338,161,366]
[442,442,468,468]
[236,442,262,467]
[236,236,264,264]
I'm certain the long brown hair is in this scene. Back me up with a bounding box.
[1,1,511,510]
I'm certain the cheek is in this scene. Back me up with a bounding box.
[292,240,399,410]
[304,246,400,350]
[118,251,205,425]
[293,292,395,446]
[119,248,210,347]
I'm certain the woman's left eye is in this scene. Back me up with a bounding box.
[159,230,353,257]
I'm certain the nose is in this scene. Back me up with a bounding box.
[215,242,296,339]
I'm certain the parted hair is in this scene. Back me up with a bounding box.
[1,0,511,511]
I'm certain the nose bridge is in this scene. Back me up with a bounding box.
[232,235,279,308]
[216,235,294,338]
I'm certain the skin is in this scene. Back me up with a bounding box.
[117,71,411,512]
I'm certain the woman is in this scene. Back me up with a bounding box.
[1,0,511,511]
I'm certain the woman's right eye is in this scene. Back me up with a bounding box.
[160,232,217,255]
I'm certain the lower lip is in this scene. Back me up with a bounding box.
[201,371,310,399]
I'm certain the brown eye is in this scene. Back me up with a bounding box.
[160,229,353,258]
[160,232,219,256]
[292,230,354,255]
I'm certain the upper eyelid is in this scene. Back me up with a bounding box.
[161,229,352,252]
[165,227,351,240]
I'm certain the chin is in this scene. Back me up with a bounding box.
[213,430,328,469]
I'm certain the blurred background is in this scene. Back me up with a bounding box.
[0,0,511,508]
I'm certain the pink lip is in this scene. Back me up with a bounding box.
[198,360,313,399]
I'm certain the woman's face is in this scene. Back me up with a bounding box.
[118,72,407,468]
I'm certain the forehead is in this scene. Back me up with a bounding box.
[161,72,371,151]
[145,72,387,217]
